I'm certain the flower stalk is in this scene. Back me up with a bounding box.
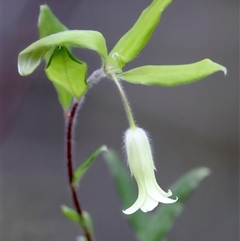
[111,74,136,130]
[111,74,177,214]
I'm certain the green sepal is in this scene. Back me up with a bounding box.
[119,59,227,86]
[106,0,172,72]
[45,46,87,99]
[18,30,108,76]
[72,145,108,186]
[38,5,68,39]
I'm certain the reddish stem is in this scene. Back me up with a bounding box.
[66,101,92,241]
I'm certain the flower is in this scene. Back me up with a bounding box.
[123,127,177,214]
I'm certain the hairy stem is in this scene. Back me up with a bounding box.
[66,100,92,241]
[111,74,136,129]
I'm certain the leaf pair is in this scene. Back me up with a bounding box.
[18,2,226,112]
[61,146,107,237]
[104,150,210,241]
[18,29,107,77]
[18,5,108,110]
[61,206,94,238]
[104,0,226,85]
[105,0,226,84]
[19,9,107,75]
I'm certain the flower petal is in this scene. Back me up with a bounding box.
[123,178,145,215]
[144,165,172,197]
[146,183,178,203]
[146,177,172,197]
[140,195,158,213]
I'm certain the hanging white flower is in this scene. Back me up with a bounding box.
[123,127,177,214]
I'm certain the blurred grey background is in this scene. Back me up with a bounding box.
[2,0,239,241]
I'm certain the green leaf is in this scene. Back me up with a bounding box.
[45,46,87,99]
[104,150,210,241]
[53,83,72,111]
[143,167,210,241]
[103,150,150,232]
[61,205,82,223]
[38,5,72,110]
[38,5,68,39]
[18,48,47,76]
[106,0,172,72]
[119,59,227,86]
[72,146,108,186]
[61,206,94,237]
[82,211,94,238]
[18,30,108,76]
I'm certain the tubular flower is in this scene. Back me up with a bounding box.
[123,127,177,215]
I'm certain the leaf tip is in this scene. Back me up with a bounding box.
[17,64,24,76]
[39,4,52,15]
[61,205,69,216]
[61,204,67,211]
[38,5,47,25]
[39,4,48,10]
[17,60,28,76]
[222,67,227,76]
[101,145,108,152]
[206,58,227,76]
[197,167,211,179]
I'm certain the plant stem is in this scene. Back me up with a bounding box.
[66,100,92,241]
[111,74,136,129]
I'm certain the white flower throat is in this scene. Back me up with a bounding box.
[123,127,177,214]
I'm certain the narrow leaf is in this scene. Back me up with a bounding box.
[18,30,108,76]
[144,167,210,241]
[61,206,94,237]
[38,5,68,38]
[45,46,87,99]
[72,146,108,186]
[103,150,150,232]
[106,0,172,71]
[61,205,82,223]
[82,211,95,238]
[119,59,227,86]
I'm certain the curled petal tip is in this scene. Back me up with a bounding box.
[167,189,172,196]
[122,209,135,215]
[172,195,178,202]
